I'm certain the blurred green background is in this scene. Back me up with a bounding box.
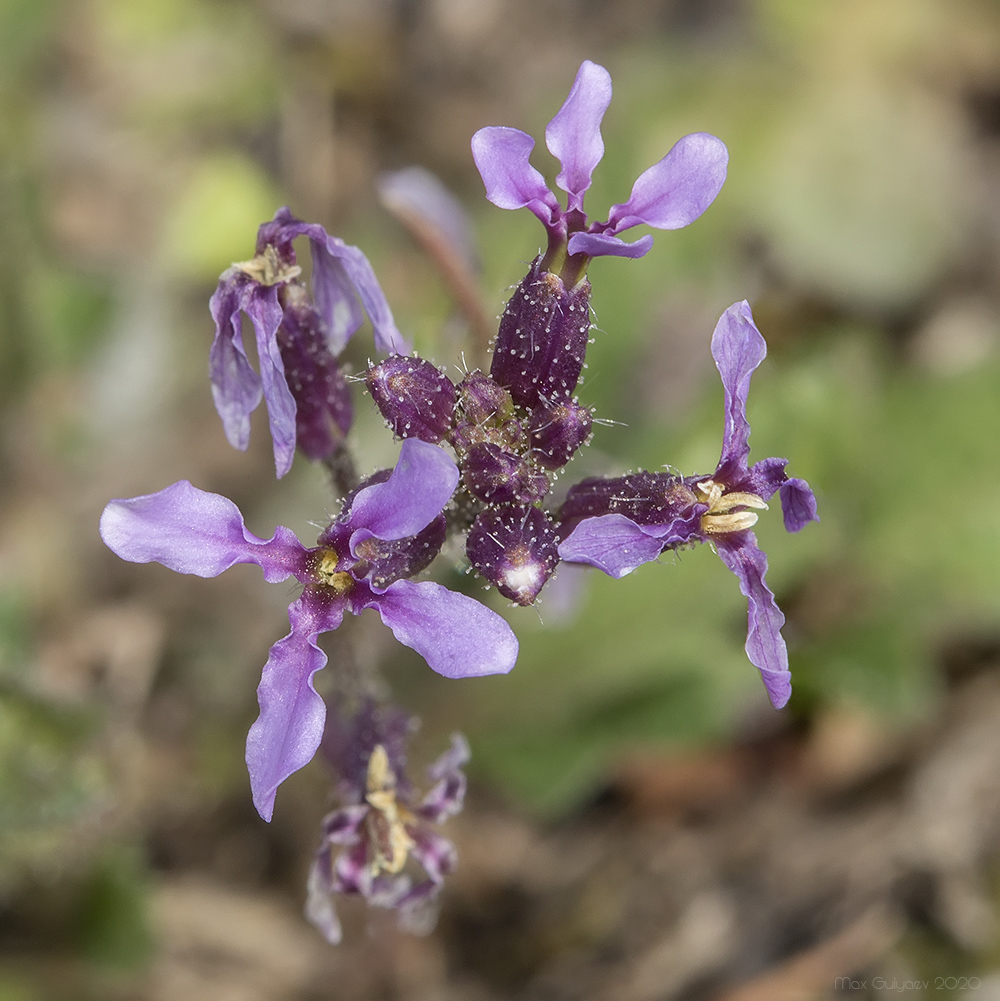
[4,0,1000,997]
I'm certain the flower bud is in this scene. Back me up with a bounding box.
[560,472,698,525]
[467,505,559,605]
[489,258,591,409]
[367,355,457,443]
[528,399,592,469]
[462,442,549,505]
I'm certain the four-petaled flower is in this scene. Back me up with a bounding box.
[210,207,409,477]
[100,439,518,821]
[558,301,818,708]
[472,60,729,269]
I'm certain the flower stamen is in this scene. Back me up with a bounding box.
[235,244,302,286]
[364,745,415,876]
[695,479,767,535]
[312,548,354,594]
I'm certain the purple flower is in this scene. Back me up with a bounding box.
[210,208,409,477]
[306,703,469,943]
[99,438,518,821]
[558,301,818,709]
[471,60,728,265]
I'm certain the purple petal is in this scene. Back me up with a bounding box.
[245,591,346,821]
[256,209,407,356]
[100,481,306,581]
[711,301,766,473]
[208,271,263,451]
[371,579,518,678]
[419,734,470,823]
[346,439,459,542]
[605,132,728,233]
[305,850,343,944]
[737,455,788,501]
[309,233,409,356]
[322,805,370,843]
[715,535,791,710]
[780,477,819,533]
[243,285,297,478]
[558,513,667,578]
[545,60,612,209]
[471,127,561,226]
[305,249,366,355]
[408,826,457,885]
[566,231,654,259]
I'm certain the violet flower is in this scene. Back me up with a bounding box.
[471,60,728,272]
[210,207,409,477]
[558,301,817,708]
[307,702,468,943]
[99,438,517,821]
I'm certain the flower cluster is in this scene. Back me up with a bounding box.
[99,58,816,942]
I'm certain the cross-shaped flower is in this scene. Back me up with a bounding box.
[472,60,729,268]
[558,301,818,708]
[100,439,517,820]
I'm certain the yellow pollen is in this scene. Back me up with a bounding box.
[364,745,415,876]
[313,549,353,593]
[234,244,302,286]
[694,479,767,535]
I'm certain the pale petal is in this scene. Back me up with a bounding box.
[605,132,728,232]
[545,60,612,208]
[715,535,791,709]
[471,127,560,225]
[100,481,305,582]
[567,231,654,259]
[711,300,766,473]
[244,285,297,478]
[245,592,346,821]
[371,580,518,678]
[208,272,263,451]
[557,513,666,578]
[347,439,459,542]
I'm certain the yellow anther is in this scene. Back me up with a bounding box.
[364,745,415,876]
[312,549,353,594]
[234,244,302,286]
[695,479,767,535]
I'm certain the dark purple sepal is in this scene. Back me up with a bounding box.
[489,258,592,409]
[349,515,447,588]
[560,471,700,528]
[277,287,353,462]
[367,355,457,443]
[456,370,514,426]
[467,505,559,605]
[528,399,593,469]
[462,442,549,505]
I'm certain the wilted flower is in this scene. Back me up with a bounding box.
[99,439,517,820]
[558,301,818,707]
[210,207,409,476]
[307,701,468,943]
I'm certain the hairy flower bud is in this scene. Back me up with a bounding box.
[367,355,457,443]
[457,370,514,426]
[467,505,559,605]
[462,443,549,505]
[528,399,592,469]
[490,258,592,409]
